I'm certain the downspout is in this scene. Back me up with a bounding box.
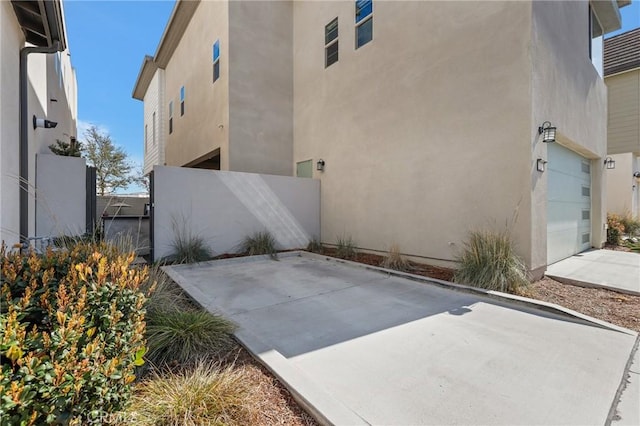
[19,41,61,246]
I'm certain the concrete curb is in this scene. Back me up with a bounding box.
[297,251,638,336]
[546,274,640,297]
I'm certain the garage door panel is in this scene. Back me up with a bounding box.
[547,143,591,264]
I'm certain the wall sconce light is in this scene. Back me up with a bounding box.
[33,115,58,129]
[316,159,325,171]
[538,121,557,143]
[633,171,640,179]
[604,157,616,169]
[536,158,547,172]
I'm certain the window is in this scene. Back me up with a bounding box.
[325,18,339,68]
[355,0,373,48]
[152,112,156,146]
[144,124,148,153]
[180,86,185,116]
[213,39,221,83]
[169,101,173,134]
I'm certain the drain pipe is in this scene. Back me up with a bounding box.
[19,41,61,246]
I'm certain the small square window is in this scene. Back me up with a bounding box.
[356,17,373,48]
[582,186,590,197]
[582,233,590,244]
[582,210,590,220]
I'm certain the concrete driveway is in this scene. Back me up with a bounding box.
[165,252,638,426]
[546,249,640,296]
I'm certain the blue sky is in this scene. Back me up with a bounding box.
[65,1,640,193]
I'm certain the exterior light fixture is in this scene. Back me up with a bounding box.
[536,158,547,172]
[316,159,325,171]
[32,115,57,129]
[538,121,556,143]
[633,171,640,179]
[604,157,616,169]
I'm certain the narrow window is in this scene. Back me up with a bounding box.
[144,124,148,153]
[355,0,373,49]
[169,101,174,134]
[213,39,221,83]
[325,18,339,68]
[152,112,156,146]
[180,86,185,116]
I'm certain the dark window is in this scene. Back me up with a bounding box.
[169,101,173,134]
[356,17,373,48]
[213,61,220,82]
[325,18,339,68]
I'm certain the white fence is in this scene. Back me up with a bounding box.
[152,166,320,260]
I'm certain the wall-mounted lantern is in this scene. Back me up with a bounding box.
[536,158,548,172]
[316,159,325,171]
[538,121,556,143]
[604,157,616,169]
[33,115,58,130]
[633,171,640,180]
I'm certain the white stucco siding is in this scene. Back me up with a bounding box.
[0,2,24,246]
[293,1,533,268]
[143,69,165,175]
[531,0,609,270]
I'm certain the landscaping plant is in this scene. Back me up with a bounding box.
[607,213,625,245]
[125,361,255,426]
[307,237,324,254]
[163,218,212,264]
[239,231,278,259]
[0,243,147,425]
[620,212,640,237]
[453,229,529,294]
[335,234,356,259]
[380,244,411,272]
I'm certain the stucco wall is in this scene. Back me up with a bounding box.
[153,166,319,260]
[164,0,230,168]
[35,154,86,237]
[0,1,23,245]
[143,69,165,174]
[228,0,293,176]
[531,0,609,269]
[293,1,532,267]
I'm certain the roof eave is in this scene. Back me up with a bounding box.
[590,0,626,35]
[132,56,158,101]
[11,0,66,50]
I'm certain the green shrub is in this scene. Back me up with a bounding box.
[335,235,356,259]
[307,237,324,254]
[238,231,278,259]
[145,309,236,366]
[624,239,640,252]
[0,243,147,425]
[607,213,625,245]
[125,361,254,426]
[453,229,529,294]
[380,244,411,272]
[620,212,640,237]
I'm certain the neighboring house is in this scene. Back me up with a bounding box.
[133,0,628,277]
[604,28,640,219]
[0,0,81,246]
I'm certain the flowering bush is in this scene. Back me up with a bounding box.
[607,213,625,245]
[0,243,147,425]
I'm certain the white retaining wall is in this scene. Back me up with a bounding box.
[153,166,320,260]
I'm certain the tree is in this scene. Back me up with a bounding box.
[82,125,135,195]
[49,138,83,157]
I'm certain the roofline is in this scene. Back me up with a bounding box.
[604,66,640,79]
[132,56,158,101]
[11,0,67,50]
[131,0,200,100]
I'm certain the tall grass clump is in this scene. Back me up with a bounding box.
[126,361,255,426]
[453,229,529,294]
[145,309,236,365]
[380,244,411,271]
[307,236,324,254]
[620,212,640,237]
[239,231,278,259]
[162,218,212,264]
[335,234,356,259]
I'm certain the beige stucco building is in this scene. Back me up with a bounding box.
[134,0,629,277]
[604,28,640,219]
[0,0,80,246]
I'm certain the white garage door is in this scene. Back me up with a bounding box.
[547,143,591,264]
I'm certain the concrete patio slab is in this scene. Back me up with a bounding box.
[546,249,640,296]
[164,252,638,426]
